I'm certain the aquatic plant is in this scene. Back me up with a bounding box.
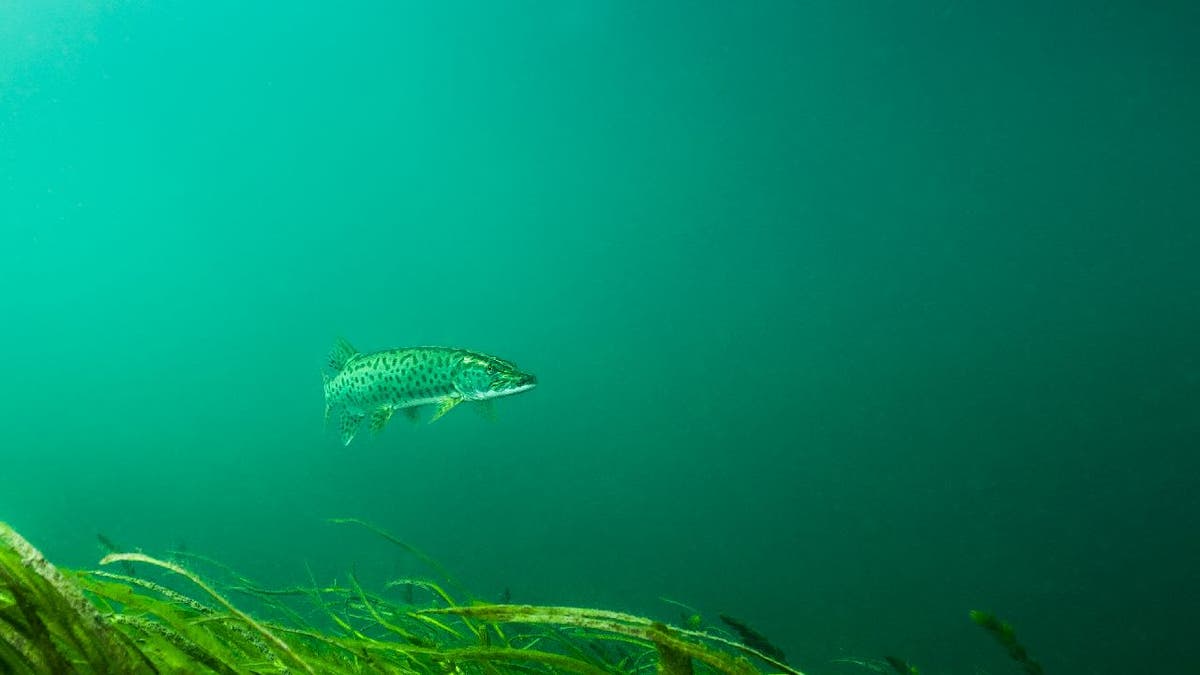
[882,655,919,674]
[659,597,704,630]
[969,609,1043,675]
[0,520,807,674]
[717,614,787,665]
[0,523,143,672]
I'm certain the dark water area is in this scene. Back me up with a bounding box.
[2,2,1197,673]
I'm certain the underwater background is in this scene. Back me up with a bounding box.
[1,2,1197,673]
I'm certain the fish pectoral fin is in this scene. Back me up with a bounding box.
[340,410,365,446]
[428,396,462,424]
[369,407,394,434]
[402,406,421,423]
[473,400,497,421]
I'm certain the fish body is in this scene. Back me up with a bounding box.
[322,337,537,445]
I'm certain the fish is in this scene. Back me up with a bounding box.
[321,337,537,445]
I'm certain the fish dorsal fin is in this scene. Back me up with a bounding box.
[369,407,394,434]
[340,410,364,446]
[329,337,359,371]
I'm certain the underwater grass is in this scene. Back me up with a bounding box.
[1,520,808,674]
[969,610,1043,675]
[0,520,1050,674]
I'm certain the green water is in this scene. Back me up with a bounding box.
[2,2,1197,673]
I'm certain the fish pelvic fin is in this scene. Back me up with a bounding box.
[328,337,359,372]
[428,396,462,424]
[473,400,497,421]
[340,410,364,446]
[369,407,394,434]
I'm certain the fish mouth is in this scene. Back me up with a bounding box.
[500,373,536,395]
[509,380,536,394]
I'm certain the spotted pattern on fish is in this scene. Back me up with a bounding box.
[322,338,537,445]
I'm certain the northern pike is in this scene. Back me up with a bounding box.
[322,337,537,445]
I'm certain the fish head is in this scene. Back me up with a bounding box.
[453,352,538,401]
